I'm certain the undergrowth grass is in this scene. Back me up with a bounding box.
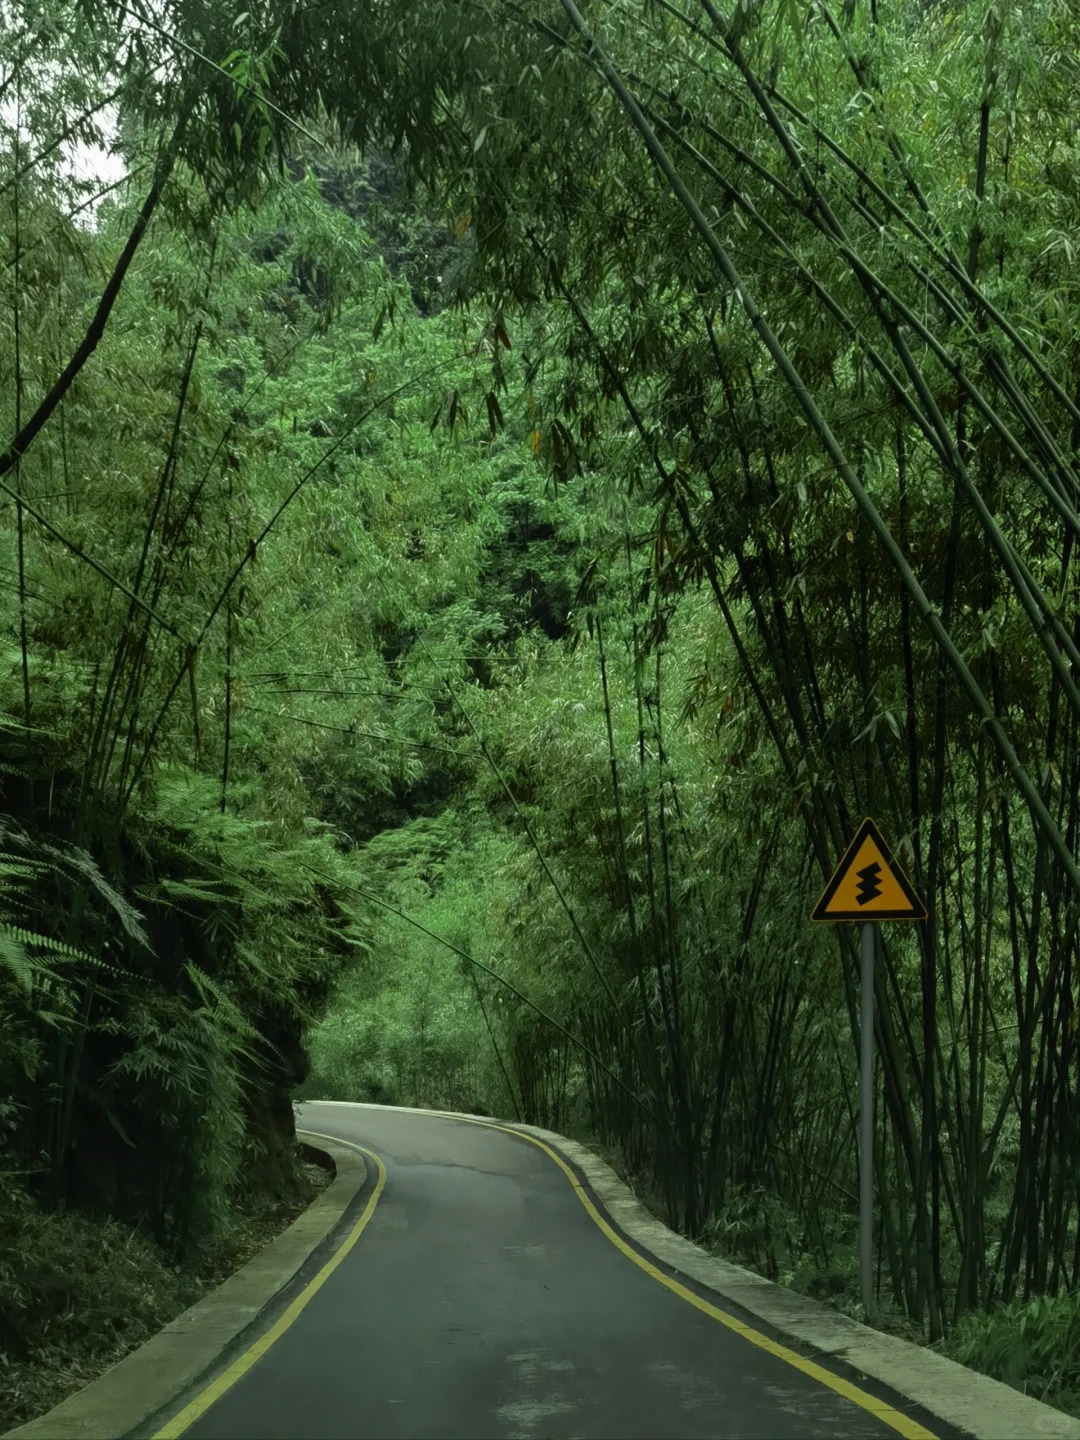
[944,1290,1080,1419]
[0,1149,329,1432]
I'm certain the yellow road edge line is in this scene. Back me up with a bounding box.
[150,1133,386,1440]
[152,1106,938,1440]
[428,1111,938,1440]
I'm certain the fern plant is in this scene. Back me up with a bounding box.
[0,823,146,1007]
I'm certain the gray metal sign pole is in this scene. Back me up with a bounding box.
[811,818,925,1322]
[859,921,877,1322]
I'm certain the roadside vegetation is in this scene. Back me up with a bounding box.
[2,0,1080,1426]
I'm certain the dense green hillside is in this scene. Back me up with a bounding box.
[2,0,1080,1422]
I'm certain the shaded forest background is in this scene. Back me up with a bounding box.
[2,0,1080,1421]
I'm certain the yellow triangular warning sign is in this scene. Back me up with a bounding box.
[811,818,926,922]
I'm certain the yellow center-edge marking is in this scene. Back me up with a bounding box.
[429,1110,938,1440]
[151,1133,386,1440]
[158,1110,936,1440]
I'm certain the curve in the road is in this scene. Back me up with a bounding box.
[152,1137,388,1440]
[145,1105,951,1440]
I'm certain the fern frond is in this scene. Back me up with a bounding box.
[0,929,31,989]
[0,855,49,881]
[26,1006,77,1031]
[7,929,99,967]
[0,823,151,952]
[184,961,258,1038]
[184,962,270,1072]
[137,878,240,906]
[38,838,151,949]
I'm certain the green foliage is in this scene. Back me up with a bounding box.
[304,810,517,1115]
[0,1192,195,1364]
[947,1292,1080,1416]
[700,1185,797,1284]
[5,0,1080,1419]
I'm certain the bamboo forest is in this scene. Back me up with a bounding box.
[2,0,1080,1431]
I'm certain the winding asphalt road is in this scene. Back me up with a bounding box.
[155,1102,950,1440]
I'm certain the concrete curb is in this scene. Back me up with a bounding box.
[2,1135,368,1440]
[303,1100,1080,1440]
